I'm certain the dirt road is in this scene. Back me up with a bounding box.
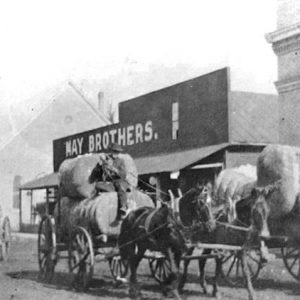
[1,235,300,300]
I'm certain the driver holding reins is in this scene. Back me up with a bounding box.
[102,143,130,222]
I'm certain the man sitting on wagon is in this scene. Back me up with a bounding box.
[101,143,131,223]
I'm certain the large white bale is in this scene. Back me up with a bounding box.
[214,167,256,206]
[59,153,139,200]
[118,153,138,188]
[55,189,153,238]
[59,154,100,200]
[257,144,300,218]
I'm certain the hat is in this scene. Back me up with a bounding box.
[108,143,124,153]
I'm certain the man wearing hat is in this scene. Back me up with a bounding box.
[104,143,129,222]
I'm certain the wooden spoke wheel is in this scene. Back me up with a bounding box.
[108,255,129,282]
[1,216,11,261]
[148,255,171,284]
[282,245,300,281]
[221,249,262,286]
[38,216,57,283]
[68,226,94,291]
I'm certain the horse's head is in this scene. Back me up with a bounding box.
[250,186,272,240]
[195,182,213,204]
[179,183,215,230]
[186,183,215,233]
[246,188,272,264]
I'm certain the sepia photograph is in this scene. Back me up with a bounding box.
[1,0,300,299]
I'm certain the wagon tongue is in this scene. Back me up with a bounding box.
[259,234,288,244]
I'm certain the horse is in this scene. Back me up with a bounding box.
[118,185,215,300]
[179,184,270,300]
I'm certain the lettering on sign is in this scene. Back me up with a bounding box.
[65,137,84,157]
[64,120,158,157]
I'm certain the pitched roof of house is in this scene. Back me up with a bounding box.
[0,81,110,151]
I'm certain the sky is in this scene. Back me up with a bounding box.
[0,0,277,124]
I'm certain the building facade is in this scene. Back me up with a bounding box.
[266,0,300,145]
[53,68,278,202]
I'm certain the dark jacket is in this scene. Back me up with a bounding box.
[106,155,127,182]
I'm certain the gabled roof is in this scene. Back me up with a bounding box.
[0,81,110,152]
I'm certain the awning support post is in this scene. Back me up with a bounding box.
[19,188,22,232]
[30,189,33,224]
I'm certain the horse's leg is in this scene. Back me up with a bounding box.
[241,250,256,300]
[164,247,182,300]
[128,246,145,300]
[212,256,222,299]
[198,248,211,294]
[179,247,194,292]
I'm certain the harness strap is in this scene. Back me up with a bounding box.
[144,208,160,233]
[131,209,150,230]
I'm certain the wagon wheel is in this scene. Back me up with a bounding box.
[221,249,262,286]
[281,245,300,281]
[108,255,129,282]
[1,216,11,261]
[68,226,94,291]
[148,255,171,284]
[38,215,57,282]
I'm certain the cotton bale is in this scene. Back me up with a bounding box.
[214,167,257,206]
[58,152,139,200]
[55,189,153,239]
[257,144,300,218]
[58,154,101,200]
[117,153,138,188]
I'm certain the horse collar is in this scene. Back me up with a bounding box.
[144,208,161,233]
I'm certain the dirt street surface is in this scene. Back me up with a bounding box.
[1,234,300,300]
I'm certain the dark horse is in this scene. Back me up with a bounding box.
[179,185,270,300]
[118,185,215,300]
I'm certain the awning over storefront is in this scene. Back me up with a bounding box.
[135,143,229,175]
[20,173,59,190]
[20,143,229,188]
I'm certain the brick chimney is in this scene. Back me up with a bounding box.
[97,91,105,112]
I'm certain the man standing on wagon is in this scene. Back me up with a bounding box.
[104,143,130,223]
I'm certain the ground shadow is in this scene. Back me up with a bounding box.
[6,268,300,299]
[175,271,300,297]
[255,278,300,296]
[6,270,162,299]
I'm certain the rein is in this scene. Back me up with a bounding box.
[118,205,213,251]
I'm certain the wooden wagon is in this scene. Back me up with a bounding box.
[38,185,272,298]
[38,196,135,290]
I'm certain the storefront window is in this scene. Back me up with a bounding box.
[172,102,179,139]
